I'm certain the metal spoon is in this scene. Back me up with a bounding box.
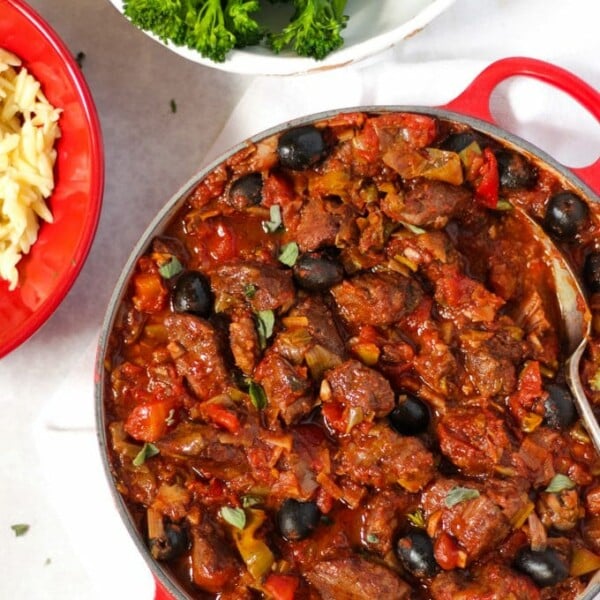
[517,208,600,453]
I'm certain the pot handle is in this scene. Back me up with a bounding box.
[441,57,600,195]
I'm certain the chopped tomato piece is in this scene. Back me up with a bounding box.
[264,574,300,600]
[125,398,175,442]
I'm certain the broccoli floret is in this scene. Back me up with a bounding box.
[224,0,264,48]
[123,0,187,45]
[182,0,236,62]
[268,0,348,60]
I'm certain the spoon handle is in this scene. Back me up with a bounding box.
[567,341,600,454]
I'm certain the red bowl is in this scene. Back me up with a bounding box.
[0,0,104,357]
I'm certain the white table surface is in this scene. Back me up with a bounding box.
[1,1,599,598]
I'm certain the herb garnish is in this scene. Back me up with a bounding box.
[220,506,246,530]
[242,495,262,508]
[262,205,283,233]
[248,380,267,410]
[278,242,299,267]
[256,309,275,348]
[133,442,160,466]
[170,99,177,113]
[158,256,183,279]
[545,474,576,493]
[445,486,480,508]
[11,523,29,537]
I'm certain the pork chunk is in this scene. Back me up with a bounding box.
[305,556,411,600]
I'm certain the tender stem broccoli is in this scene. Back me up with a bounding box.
[122,0,349,62]
[184,0,236,62]
[268,0,349,60]
[123,0,188,45]
[124,0,263,62]
[225,0,264,48]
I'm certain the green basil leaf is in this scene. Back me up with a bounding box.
[244,283,257,298]
[133,442,160,467]
[248,380,267,410]
[220,506,246,530]
[11,523,29,537]
[445,486,480,508]
[366,533,379,544]
[262,205,282,233]
[545,474,576,493]
[278,242,299,267]
[158,256,183,279]
[256,309,275,349]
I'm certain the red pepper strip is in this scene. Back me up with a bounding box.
[203,403,241,434]
[474,147,499,208]
[263,574,300,600]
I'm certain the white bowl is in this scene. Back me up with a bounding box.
[107,0,456,75]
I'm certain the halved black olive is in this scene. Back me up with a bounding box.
[513,547,569,587]
[229,173,263,208]
[543,191,589,240]
[496,150,537,189]
[396,530,437,578]
[293,253,344,292]
[388,395,430,436]
[584,252,600,294]
[278,125,327,170]
[172,271,213,317]
[544,383,577,430]
[278,499,320,541]
[440,132,478,153]
[149,522,189,561]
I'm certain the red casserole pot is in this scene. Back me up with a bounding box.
[96,57,600,600]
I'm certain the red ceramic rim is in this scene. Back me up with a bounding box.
[0,0,104,358]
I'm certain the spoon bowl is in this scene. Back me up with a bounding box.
[517,208,599,452]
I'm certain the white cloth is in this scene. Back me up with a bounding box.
[2,0,599,598]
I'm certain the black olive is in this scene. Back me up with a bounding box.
[388,395,430,436]
[293,253,344,292]
[543,191,589,240]
[513,547,569,587]
[440,132,478,153]
[172,271,213,317]
[496,150,537,189]
[396,530,437,578]
[584,252,600,294]
[149,522,189,561]
[277,125,327,170]
[277,499,320,541]
[544,383,577,430]
[229,173,263,208]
